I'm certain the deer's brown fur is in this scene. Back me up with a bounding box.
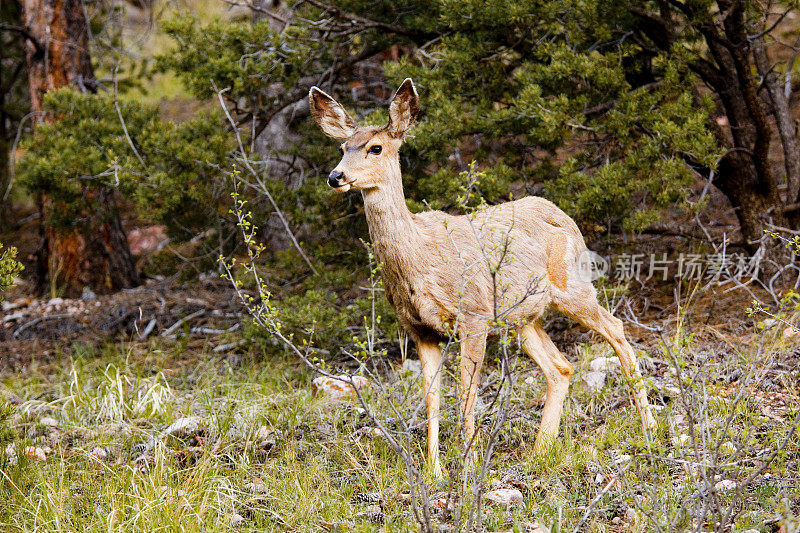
[310,79,656,478]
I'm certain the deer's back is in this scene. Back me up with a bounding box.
[384,196,588,337]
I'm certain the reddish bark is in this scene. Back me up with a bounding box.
[23,0,139,296]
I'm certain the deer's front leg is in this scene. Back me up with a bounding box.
[459,329,487,445]
[417,338,444,478]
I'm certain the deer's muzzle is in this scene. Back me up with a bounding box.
[328,171,345,188]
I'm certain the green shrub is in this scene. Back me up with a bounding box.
[0,243,22,301]
[18,88,234,245]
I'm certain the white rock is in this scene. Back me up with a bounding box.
[39,416,59,428]
[401,359,422,378]
[24,446,46,461]
[312,375,371,400]
[81,287,97,301]
[5,444,17,465]
[581,371,606,392]
[230,513,246,528]
[2,298,30,311]
[244,477,267,493]
[714,479,737,491]
[614,454,632,465]
[784,326,799,339]
[522,524,547,533]
[3,311,27,323]
[762,318,777,328]
[484,488,523,507]
[90,447,108,460]
[356,426,384,438]
[589,356,621,372]
[163,416,206,437]
[47,297,64,307]
[255,425,271,441]
[672,434,691,446]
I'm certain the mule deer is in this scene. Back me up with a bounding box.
[309,79,656,477]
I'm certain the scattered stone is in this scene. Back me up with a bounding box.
[624,507,637,522]
[430,495,451,512]
[225,413,249,441]
[47,297,64,307]
[401,359,422,378]
[1,298,31,311]
[614,454,632,466]
[741,530,760,533]
[254,426,277,455]
[255,425,271,441]
[81,287,97,301]
[39,416,59,428]
[230,512,246,528]
[714,479,737,491]
[356,426,384,438]
[158,486,186,498]
[522,523,547,533]
[589,356,621,372]
[90,446,108,460]
[244,477,268,493]
[312,375,371,400]
[5,444,17,465]
[321,520,355,531]
[484,488,523,507]
[784,326,798,339]
[581,371,606,393]
[672,434,691,446]
[3,311,27,323]
[24,446,46,461]
[762,318,778,328]
[162,416,213,442]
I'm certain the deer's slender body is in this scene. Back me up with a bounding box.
[310,80,656,477]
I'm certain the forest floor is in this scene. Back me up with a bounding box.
[0,269,798,532]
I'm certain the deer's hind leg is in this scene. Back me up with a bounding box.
[555,283,656,432]
[520,323,574,451]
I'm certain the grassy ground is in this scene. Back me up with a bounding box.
[0,302,798,532]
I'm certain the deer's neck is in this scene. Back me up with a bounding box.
[361,166,423,269]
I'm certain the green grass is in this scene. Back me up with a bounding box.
[0,323,798,532]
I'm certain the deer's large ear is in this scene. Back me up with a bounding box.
[387,78,420,138]
[309,86,358,139]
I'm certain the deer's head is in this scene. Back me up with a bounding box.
[309,78,419,192]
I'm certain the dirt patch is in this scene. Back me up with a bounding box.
[0,277,244,374]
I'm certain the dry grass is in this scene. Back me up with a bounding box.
[0,302,798,532]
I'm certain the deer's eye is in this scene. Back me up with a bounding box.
[368,145,382,155]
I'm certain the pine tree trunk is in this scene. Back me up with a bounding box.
[22,0,139,296]
[634,0,799,285]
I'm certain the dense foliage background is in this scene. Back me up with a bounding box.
[2,0,800,337]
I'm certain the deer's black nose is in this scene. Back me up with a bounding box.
[328,171,344,187]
